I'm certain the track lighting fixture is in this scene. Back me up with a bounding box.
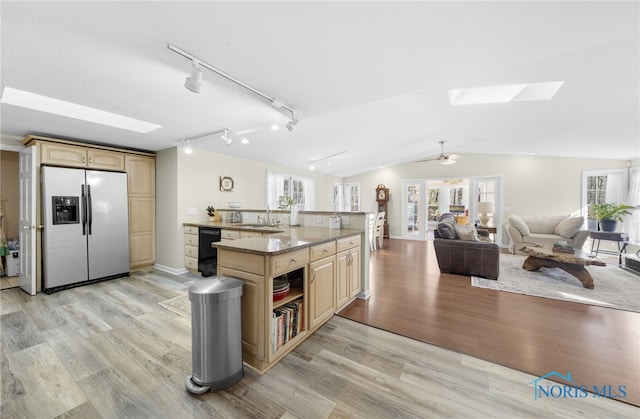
[306,151,347,171]
[184,62,203,93]
[220,129,232,146]
[286,114,299,132]
[179,127,232,153]
[168,43,299,131]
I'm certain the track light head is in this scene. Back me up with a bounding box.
[286,117,298,132]
[220,130,233,146]
[184,62,203,93]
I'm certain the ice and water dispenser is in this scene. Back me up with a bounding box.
[52,196,80,225]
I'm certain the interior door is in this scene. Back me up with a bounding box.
[18,146,36,295]
[402,180,426,240]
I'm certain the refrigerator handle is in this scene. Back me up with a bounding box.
[87,184,93,235]
[81,185,87,236]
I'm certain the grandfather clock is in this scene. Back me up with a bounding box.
[375,184,390,238]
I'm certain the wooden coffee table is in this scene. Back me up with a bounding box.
[520,246,606,289]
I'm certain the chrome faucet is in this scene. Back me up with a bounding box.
[266,206,271,225]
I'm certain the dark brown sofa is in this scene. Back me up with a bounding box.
[433,222,500,280]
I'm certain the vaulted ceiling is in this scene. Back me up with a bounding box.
[1,1,638,177]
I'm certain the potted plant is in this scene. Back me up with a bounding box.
[591,203,633,232]
[277,195,295,210]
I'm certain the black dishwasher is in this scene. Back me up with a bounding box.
[198,227,221,277]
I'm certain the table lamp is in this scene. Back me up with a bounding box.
[477,202,493,227]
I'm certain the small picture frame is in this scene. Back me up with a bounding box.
[220,176,234,191]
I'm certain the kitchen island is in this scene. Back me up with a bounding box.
[184,221,364,374]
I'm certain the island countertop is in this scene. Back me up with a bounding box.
[209,224,363,256]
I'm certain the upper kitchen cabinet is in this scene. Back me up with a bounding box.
[40,140,125,171]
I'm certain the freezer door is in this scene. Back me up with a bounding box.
[42,166,89,288]
[86,170,130,280]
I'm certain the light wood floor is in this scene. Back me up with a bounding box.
[339,238,640,408]
[0,254,638,418]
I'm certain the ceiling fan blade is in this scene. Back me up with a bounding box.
[447,154,461,160]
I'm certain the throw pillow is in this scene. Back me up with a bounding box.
[508,215,531,236]
[554,216,584,239]
[454,223,479,241]
[437,219,457,239]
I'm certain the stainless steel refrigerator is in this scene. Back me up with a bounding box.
[42,166,130,292]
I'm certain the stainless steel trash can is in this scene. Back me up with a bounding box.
[185,276,244,394]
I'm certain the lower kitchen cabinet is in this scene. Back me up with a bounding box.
[336,235,361,311]
[215,233,362,375]
[309,256,336,331]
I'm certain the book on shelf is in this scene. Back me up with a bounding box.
[273,298,305,352]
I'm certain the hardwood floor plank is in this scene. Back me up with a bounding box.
[1,262,638,417]
[78,368,158,419]
[339,239,640,407]
[47,335,112,382]
[4,343,87,418]
[0,310,45,353]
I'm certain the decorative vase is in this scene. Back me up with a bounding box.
[599,219,617,232]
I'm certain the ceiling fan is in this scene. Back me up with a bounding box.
[416,140,460,165]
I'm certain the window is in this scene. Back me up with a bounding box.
[583,169,626,220]
[333,182,360,211]
[266,171,315,210]
[586,175,608,211]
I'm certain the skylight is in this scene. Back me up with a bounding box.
[448,81,565,106]
[0,87,162,133]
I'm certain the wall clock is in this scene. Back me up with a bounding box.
[220,176,234,191]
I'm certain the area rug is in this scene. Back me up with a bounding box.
[472,254,640,312]
[158,293,191,318]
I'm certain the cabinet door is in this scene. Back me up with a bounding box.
[88,149,125,171]
[40,142,87,168]
[336,250,350,310]
[125,155,155,269]
[309,256,335,331]
[218,266,265,362]
[221,229,240,240]
[129,197,155,268]
[125,155,155,197]
[348,246,361,299]
[240,231,263,239]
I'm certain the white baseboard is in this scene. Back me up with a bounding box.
[154,263,188,276]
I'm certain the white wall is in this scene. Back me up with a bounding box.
[155,146,342,270]
[344,154,631,241]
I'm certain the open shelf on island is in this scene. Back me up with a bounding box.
[273,288,303,308]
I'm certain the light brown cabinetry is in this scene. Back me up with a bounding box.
[309,256,336,331]
[125,155,156,269]
[221,229,241,240]
[216,233,362,375]
[184,225,198,271]
[40,142,125,171]
[336,235,361,311]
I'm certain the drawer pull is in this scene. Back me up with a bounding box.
[291,258,297,263]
